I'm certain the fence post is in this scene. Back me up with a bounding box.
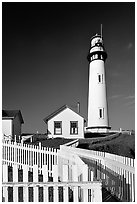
[63,165,68,202]
[33,165,39,202]
[2,164,8,202]
[13,164,18,202]
[23,165,29,202]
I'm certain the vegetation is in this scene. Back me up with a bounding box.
[24,136,74,149]
[78,132,135,159]
[24,132,135,158]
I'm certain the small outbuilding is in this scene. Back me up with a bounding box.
[2,110,24,141]
[43,105,86,139]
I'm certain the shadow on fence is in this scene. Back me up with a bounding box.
[82,157,135,202]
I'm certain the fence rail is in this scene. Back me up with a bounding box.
[59,145,135,202]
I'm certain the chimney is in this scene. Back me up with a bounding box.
[77,102,80,113]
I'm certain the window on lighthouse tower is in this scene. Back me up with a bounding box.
[98,74,103,83]
[99,108,104,119]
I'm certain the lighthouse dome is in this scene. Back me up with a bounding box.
[90,34,103,47]
[87,34,107,62]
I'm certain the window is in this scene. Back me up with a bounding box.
[95,54,98,59]
[98,75,101,83]
[99,108,104,119]
[70,121,78,134]
[54,121,62,135]
[98,74,103,83]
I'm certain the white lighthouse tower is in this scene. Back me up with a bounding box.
[87,32,110,133]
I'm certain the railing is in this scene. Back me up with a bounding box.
[2,163,102,202]
[2,140,102,202]
[2,140,58,176]
[60,145,135,202]
[2,139,135,202]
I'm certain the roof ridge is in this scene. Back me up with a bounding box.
[43,104,86,123]
[2,109,24,124]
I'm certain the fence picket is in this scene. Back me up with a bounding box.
[42,165,48,182]
[53,165,58,182]
[13,164,18,182]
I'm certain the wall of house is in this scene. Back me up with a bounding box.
[13,114,22,141]
[48,108,84,138]
[2,119,12,137]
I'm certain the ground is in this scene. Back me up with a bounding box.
[78,132,135,159]
[24,135,74,149]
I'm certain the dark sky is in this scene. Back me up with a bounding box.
[2,2,135,133]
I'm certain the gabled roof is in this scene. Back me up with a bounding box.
[43,104,86,123]
[2,110,24,124]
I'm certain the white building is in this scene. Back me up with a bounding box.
[43,105,86,139]
[87,34,111,133]
[2,110,24,141]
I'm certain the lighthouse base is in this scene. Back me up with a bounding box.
[86,126,111,133]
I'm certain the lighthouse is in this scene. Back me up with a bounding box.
[87,32,110,133]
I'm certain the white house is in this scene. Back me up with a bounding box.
[43,105,86,139]
[2,110,24,141]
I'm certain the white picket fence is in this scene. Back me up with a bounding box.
[60,145,135,202]
[2,140,58,176]
[2,163,102,202]
[2,139,102,202]
[2,139,135,202]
